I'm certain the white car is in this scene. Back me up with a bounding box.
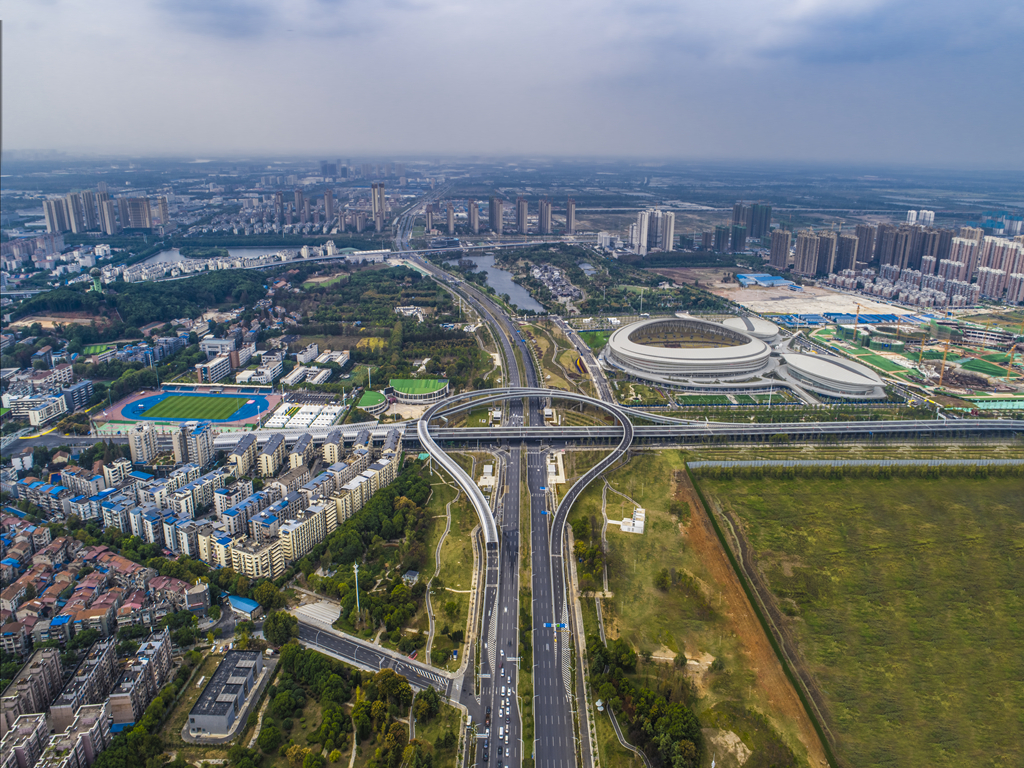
[501,685,506,696]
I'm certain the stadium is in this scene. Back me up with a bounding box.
[781,353,885,398]
[96,385,281,434]
[601,316,773,383]
[386,378,449,404]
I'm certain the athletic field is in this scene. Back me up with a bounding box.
[389,378,446,394]
[142,395,248,420]
[82,344,114,355]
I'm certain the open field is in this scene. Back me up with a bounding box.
[680,441,1024,463]
[962,309,1024,330]
[567,451,814,767]
[674,394,734,405]
[699,475,1024,768]
[578,330,612,352]
[960,357,1020,378]
[144,394,248,420]
[412,702,461,763]
[302,273,347,288]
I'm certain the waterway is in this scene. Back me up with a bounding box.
[143,246,295,266]
[464,253,544,313]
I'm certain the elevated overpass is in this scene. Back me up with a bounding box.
[418,387,635,547]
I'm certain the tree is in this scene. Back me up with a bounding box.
[285,745,308,768]
[209,605,221,621]
[654,568,670,591]
[264,611,299,646]
[253,581,283,609]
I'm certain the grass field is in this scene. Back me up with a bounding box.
[567,451,807,767]
[701,475,1024,768]
[961,358,1019,378]
[143,394,247,420]
[357,390,385,407]
[846,350,908,372]
[674,394,734,405]
[82,344,114,355]
[578,330,612,352]
[962,309,1024,330]
[389,378,446,394]
[302,274,346,289]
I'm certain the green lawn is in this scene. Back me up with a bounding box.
[143,394,247,420]
[578,330,612,352]
[700,475,1024,768]
[82,344,114,355]
[961,358,1019,378]
[389,378,447,395]
[850,351,907,373]
[674,394,733,405]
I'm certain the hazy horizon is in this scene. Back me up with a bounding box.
[6,0,1024,169]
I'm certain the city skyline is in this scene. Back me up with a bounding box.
[5,0,1024,168]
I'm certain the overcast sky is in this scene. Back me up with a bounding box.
[6,0,1023,167]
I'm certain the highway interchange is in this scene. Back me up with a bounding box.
[5,194,1022,768]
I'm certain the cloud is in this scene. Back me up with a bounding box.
[2,0,1022,167]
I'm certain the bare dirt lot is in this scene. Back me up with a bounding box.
[652,267,741,287]
[706,283,915,317]
[10,312,113,329]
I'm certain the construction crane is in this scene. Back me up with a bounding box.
[939,336,952,388]
[1005,344,1021,381]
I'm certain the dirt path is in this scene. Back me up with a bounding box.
[673,470,829,767]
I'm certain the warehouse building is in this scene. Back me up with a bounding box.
[187,651,264,738]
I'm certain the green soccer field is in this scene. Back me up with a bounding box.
[389,378,446,394]
[142,395,247,420]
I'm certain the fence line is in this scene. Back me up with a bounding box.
[688,458,1024,469]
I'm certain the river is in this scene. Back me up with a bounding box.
[463,253,545,313]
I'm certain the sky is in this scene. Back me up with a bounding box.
[6,0,1024,167]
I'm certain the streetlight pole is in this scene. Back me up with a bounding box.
[354,562,360,612]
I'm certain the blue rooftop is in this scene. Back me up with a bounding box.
[51,615,72,626]
[227,595,260,613]
[128,471,154,481]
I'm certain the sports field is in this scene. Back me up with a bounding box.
[961,358,1019,378]
[82,344,114,355]
[358,391,386,408]
[389,378,446,394]
[701,474,1024,768]
[142,395,248,420]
